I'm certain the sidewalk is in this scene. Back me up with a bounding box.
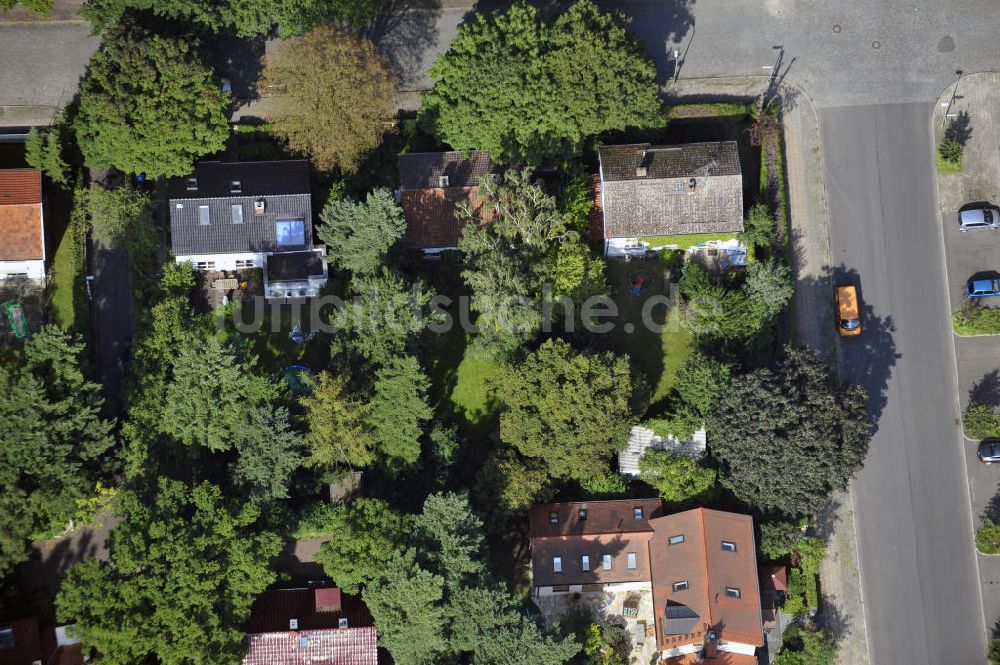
[671,76,869,665]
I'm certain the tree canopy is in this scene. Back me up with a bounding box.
[74,23,229,177]
[300,372,374,469]
[317,188,406,276]
[262,26,395,172]
[708,346,871,516]
[56,479,281,665]
[772,623,837,665]
[421,0,663,163]
[366,355,434,469]
[639,450,716,506]
[0,326,114,577]
[493,339,635,486]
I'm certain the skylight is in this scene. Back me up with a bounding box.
[275,219,305,246]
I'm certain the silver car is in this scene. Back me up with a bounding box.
[958,207,1000,231]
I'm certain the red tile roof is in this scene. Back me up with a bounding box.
[668,651,758,665]
[531,533,655,587]
[649,509,763,652]
[400,187,481,250]
[243,627,377,665]
[0,169,43,262]
[528,499,663,538]
[244,587,372,633]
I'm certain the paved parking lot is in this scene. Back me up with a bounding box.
[935,72,1000,636]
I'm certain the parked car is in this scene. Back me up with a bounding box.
[835,285,861,336]
[966,277,1000,299]
[958,206,1000,232]
[978,440,1000,464]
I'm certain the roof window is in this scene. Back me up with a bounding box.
[627,552,637,569]
[602,554,612,570]
[231,179,242,194]
[581,555,590,571]
[672,580,689,591]
[186,177,198,191]
[553,556,562,573]
[275,219,305,246]
[633,506,644,520]
[198,205,210,225]
[439,175,449,187]
[725,587,741,598]
[721,541,737,552]
[669,534,685,545]
[578,509,587,521]
[549,511,558,524]
[231,204,243,224]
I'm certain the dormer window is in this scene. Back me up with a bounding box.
[553,556,562,573]
[230,180,242,194]
[186,177,198,191]
[578,509,587,521]
[633,506,644,520]
[725,587,741,598]
[672,580,689,592]
[438,175,449,187]
[721,541,737,552]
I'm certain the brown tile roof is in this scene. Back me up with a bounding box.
[398,151,492,190]
[598,142,743,238]
[531,533,654,587]
[401,187,482,250]
[528,499,664,538]
[649,509,763,652]
[668,651,758,665]
[0,170,43,262]
[244,587,372,633]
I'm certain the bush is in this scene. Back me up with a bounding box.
[939,136,963,165]
[977,519,1000,554]
[579,471,629,499]
[963,403,1000,439]
[292,502,342,539]
[759,519,804,560]
[989,635,1000,664]
[953,301,1000,336]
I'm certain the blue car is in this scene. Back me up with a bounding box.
[966,277,1000,299]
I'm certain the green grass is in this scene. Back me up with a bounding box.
[638,232,739,250]
[605,258,694,408]
[953,305,1000,336]
[450,351,501,430]
[936,153,962,174]
[49,221,77,329]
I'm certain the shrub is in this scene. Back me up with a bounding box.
[579,471,629,499]
[977,519,1000,554]
[292,502,342,539]
[759,519,804,560]
[953,301,1000,336]
[939,136,963,165]
[963,403,1000,439]
[989,635,1000,664]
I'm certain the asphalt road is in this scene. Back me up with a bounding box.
[823,103,984,665]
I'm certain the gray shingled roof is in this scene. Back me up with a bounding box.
[167,160,311,200]
[398,151,493,190]
[170,194,313,255]
[599,142,744,238]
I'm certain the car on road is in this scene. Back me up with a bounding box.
[966,276,1000,299]
[835,285,861,336]
[958,206,1000,232]
[978,440,1000,464]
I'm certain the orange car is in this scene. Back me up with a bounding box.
[836,285,861,336]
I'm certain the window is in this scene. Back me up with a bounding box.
[553,556,562,573]
[275,219,306,246]
[0,626,12,650]
[235,259,255,269]
[668,534,685,545]
[230,179,242,193]
[581,555,590,571]
[721,541,737,552]
[439,175,450,187]
[627,552,637,569]
[198,205,210,225]
[725,587,741,598]
[194,261,216,271]
[633,506,644,520]
[578,509,587,521]
[549,511,558,524]
[175,203,184,209]
[186,177,198,191]
[602,554,612,570]
[672,580,689,592]
[231,204,243,224]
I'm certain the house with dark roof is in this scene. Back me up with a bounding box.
[168,160,328,300]
[0,169,45,281]
[529,501,763,665]
[397,150,493,253]
[0,618,83,665]
[242,586,376,665]
[597,142,744,257]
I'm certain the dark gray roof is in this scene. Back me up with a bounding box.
[663,604,701,636]
[598,142,744,238]
[167,160,311,200]
[169,194,313,255]
[398,151,493,190]
[268,251,325,281]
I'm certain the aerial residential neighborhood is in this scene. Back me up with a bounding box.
[0,0,997,664]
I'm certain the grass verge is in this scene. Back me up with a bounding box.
[936,153,962,174]
[953,304,1000,336]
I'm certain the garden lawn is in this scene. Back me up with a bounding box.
[49,223,78,329]
[937,153,962,174]
[605,258,694,409]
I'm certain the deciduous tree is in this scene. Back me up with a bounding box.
[639,450,716,506]
[300,372,374,469]
[421,0,662,163]
[708,347,871,516]
[262,26,395,172]
[231,405,303,503]
[74,24,229,177]
[317,188,405,276]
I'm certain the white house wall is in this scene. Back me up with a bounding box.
[175,253,264,271]
[0,259,45,280]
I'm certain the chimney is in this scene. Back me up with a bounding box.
[254,199,266,215]
[338,618,349,629]
[635,166,648,177]
[314,587,342,613]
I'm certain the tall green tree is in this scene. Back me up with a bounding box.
[639,450,716,506]
[300,372,374,469]
[366,355,433,469]
[421,0,662,163]
[493,338,635,484]
[363,550,447,665]
[24,124,68,185]
[645,352,731,439]
[231,405,303,503]
[80,0,273,37]
[57,479,281,665]
[314,498,411,594]
[413,493,487,591]
[317,187,405,276]
[0,326,114,577]
[772,623,837,665]
[160,337,279,452]
[262,26,395,172]
[708,347,871,516]
[74,23,229,177]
